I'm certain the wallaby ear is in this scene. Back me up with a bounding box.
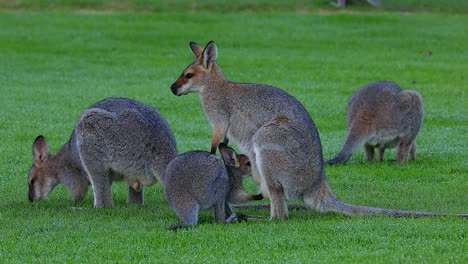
[201,41,218,71]
[189,41,203,58]
[219,143,239,168]
[32,135,49,167]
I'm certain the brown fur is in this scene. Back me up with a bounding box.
[170,41,465,219]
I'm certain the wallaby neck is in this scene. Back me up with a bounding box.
[55,132,89,189]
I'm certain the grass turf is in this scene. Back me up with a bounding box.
[0,3,467,263]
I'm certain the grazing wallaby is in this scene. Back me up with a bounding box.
[164,143,262,231]
[326,81,423,165]
[170,41,465,219]
[28,98,177,208]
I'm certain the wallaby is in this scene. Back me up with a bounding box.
[170,41,466,219]
[163,143,262,231]
[326,81,424,165]
[29,98,177,208]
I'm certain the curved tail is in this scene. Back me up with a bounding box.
[325,136,363,165]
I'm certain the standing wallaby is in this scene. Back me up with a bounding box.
[163,143,262,231]
[326,81,423,165]
[170,41,465,219]
[28,98,177,208]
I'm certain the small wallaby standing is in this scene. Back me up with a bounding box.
[163,143,262,231]
[326,81,423,165]
[170,41,464,219]
[29,98,177,208]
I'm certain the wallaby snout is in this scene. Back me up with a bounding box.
[170,83,179,96]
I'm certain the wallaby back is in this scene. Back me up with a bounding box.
[28,98,177,207]
[170,41,461,219]
[326,81,424,165]
[163,144,260,230]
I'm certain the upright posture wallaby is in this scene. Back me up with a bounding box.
[29,98,177,208]
[164,143,262,230]
[170,41,464,219]
[326,81,423,165]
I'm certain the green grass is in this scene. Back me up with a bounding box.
[0,1,467,263]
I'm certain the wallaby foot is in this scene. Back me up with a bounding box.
[225,212,249,224]
[365,145,375,161]
[127,186,144,205]
[169,224,189,231]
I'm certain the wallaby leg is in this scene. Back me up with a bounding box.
[177,204,199,227]
[378,147,385,161]
[213,201,226,224]
[267,186,288,220]
[91,175,113,208]
[82,161,113,208]
[410,142,417,160]
[127,186,144,205]
[365,145,375,161]
[396,141,411,163]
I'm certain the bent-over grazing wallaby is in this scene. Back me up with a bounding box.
[170,41,465,219]
[326,81,423,165]
[29,98,177,208]
[163,143,262,231]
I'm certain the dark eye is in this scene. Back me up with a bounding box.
[245,161,251,167]
[30,178,35,185]
[185,73,194,79]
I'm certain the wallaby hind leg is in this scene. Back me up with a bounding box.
[378,147,385,161]
[80,155,113,208]
[396,140,412,163]
[90,172,113,208]
[213,201,226,224]
[365,144,375,161]
[127,186,144,205]
[410,143,417,160]
[267,186,288,219]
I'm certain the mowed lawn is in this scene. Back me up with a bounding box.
[0,4,467,263]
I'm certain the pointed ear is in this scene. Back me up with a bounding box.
[189,41,203,58]
[33,135,49,167]
[201,41,218,70]
[219,143,239,168]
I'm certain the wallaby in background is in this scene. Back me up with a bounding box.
[164,143,263,231]
[326,81,423,165]
[29,98,177,208]
[170,41,465,219]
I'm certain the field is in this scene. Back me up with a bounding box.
[0,1,466,263]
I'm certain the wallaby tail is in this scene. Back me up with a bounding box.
[305,179,466,218]
[325,133,363,165]
[325,199,467,218]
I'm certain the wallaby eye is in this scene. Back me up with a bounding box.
[30,178,35,185]
[245,161,251,167]
[185,73,194,79]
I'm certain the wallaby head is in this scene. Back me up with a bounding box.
[29,135,60,202]
[170,41,222,96]
[219,142,251,177]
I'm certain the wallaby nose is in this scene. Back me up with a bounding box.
[170,83,179,96]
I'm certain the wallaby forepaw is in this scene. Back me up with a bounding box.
[253,193,263,200]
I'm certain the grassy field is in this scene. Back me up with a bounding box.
[0,1,467,263]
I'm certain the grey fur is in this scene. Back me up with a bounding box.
[326,81,423,165]
[28,98,177,208]
[163,143,261,230]
[170,41,463,219]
